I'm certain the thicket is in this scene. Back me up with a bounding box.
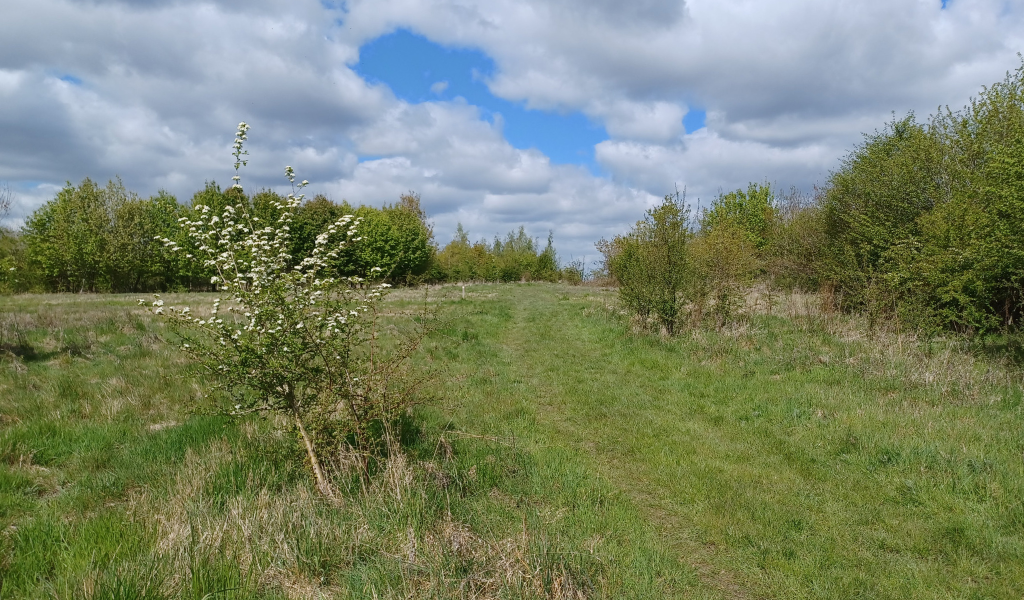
[1,180,436,293]
[821,61,1024,334]
[605,60,1024,337]
[599,188,775,333]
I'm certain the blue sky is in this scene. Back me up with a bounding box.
[354,29,706,173]
[355,30,609,170]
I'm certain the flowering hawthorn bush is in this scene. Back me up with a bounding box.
[144,123,432,494]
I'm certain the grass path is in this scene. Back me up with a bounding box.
[2,286,1022,598]
[453,284,1024,599]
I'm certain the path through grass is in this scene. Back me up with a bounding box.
[446,284,1024,599]
[1,285,1022,598]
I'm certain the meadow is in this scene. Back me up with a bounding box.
[1,284,1022,599]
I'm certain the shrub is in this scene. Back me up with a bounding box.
[601,191,763,332]
[560,258,586,285]
[820,60,1024,333]
[149,123,438,494]
[764,188,826,292]
[701,182,776,252]
[820,114,945,309]
[689,222,759,329]
[601,193,693,334]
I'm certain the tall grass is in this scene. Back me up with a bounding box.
[0,292,681,598]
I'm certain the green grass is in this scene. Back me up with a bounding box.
[1,286,1022,598]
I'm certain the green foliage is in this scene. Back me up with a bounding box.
[24,178,109,292]
[689,222,759,329]
[821,115,944,308]
[702,182,776,251]
[764,189,827,291]
[23,178,185,293]
[344,193,435,283]
[560,257,586,285]
[821,60,1024,333]
[16,178,438,293]
[433,224,561,283]
[600,193,693,333]
[289,193,346,267]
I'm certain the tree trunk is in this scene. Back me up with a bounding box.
[294,412,332,496]
[286,385,331,496]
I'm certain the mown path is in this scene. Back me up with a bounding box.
[455,284,1024,600]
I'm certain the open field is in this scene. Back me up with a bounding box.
[1,284,1022,598]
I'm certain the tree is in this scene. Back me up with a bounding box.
[151,124,438,494]
[24,179,110,292]
[820,114,945,308]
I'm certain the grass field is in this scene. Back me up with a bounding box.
[1,284,1022,598]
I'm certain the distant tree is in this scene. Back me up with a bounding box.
[24,178,111,292]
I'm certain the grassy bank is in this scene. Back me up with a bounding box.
[1,285,1022,598]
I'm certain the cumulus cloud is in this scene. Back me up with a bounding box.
[0,0,1022,259]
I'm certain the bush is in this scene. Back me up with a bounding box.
[764,188,826,292]
[821,61,1024,333]
[689,222,759,329]
[150,124,439,494]
[701,182,776,252]
[600,193,693,334]
[820,114,945,309]
[601,191,765,333]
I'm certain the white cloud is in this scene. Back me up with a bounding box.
[0,0,1022,260]
[590,100,686,143]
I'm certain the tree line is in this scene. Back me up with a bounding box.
[0,180,570,293]
[5,59,1022,337]
[602,61,1024,336]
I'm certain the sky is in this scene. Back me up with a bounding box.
[0,0,1022,263]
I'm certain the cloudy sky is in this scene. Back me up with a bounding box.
[1,0,1022,261]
